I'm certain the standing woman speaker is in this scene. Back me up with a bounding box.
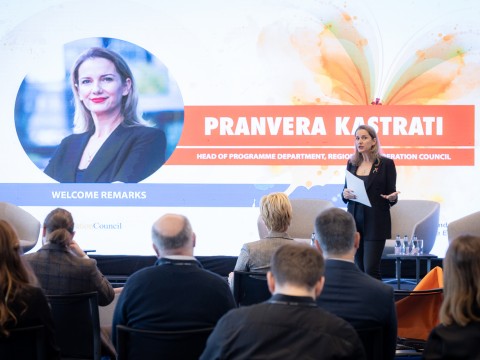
[342,125,400,280]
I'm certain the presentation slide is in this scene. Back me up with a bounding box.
[0,0,478,257]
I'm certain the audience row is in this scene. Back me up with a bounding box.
[0,194,479,359]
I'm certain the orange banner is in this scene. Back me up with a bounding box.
[166,105,475,166]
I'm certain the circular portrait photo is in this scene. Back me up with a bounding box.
[15,37,184,183]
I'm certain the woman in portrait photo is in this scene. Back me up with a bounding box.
[44,47,166,183]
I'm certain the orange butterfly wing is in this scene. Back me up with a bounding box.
[382,22,480,105]
[259,4,480,106]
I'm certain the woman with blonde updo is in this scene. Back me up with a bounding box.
[233,192,294,273]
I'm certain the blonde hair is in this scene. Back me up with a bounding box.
[0,220,37,336]
[260,193,292,233]
[350,124,382,166]
[440,235,480,326]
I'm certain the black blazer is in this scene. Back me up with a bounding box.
[342,156,397,241]
[44,125,166,183]
[7,285,61,359]
[423,321,480,359]
[316,259,397,360]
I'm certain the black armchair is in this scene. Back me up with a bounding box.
[232,271,270,307]
[46,292,101,360]
[116,325,214,360]
[0,325,46,360]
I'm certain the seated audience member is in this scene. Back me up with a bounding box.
[314,207,397,360]
[111,213,236,347]
[200,243,366,360]
[23,208,115,357]
[423,235,480,359]
[23,208,114,303]
[233,192,294,273]
[0,220,60,359]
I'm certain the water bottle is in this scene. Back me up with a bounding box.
[411,234,418,255]
[394,235,402,255]
[403,235,409,255]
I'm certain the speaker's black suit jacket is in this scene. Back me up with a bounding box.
[342,156,397,241]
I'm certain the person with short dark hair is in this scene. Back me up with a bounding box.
[111,213,236,347]
[423,235,480,359]
[314,207,397,360]
[200,243,366,360]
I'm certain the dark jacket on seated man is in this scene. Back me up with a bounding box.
[314,207,397,360]
[201,243,366,360]
[201,293,365,360]
[111,213,236,346]
[112,257,235,336]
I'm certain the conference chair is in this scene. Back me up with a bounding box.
[355,326,383,360]
[257,198,335,242]
[382,200,440,256]
[395,288,444,341]
[233,270,271,306]
[447,210,480,242]
[46,292,101,360]
[99,291,121,328]
[0,325,46,360]
[0,201,41,253]
[116,325,214,360]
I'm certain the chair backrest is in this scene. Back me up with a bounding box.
[0,202,41,253]
[0,325,46,360]
[233,271,270,306]
[355,326,383,360]
[383,200,440,256]
[395,288,444,341]
[99,291,120,328]
[447,210,480,243]
[46,292,101,360]
[257,198,335,240]
[116,325,214,360]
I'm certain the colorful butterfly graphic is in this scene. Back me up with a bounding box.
[258,1,480,106]
[255,1,480,235]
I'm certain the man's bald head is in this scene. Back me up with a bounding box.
[152,214,194,256]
